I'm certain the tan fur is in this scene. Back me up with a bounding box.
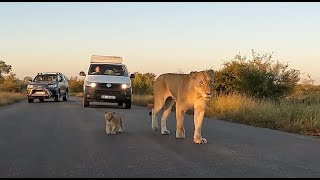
[105,112,123,135]
[150,70,214,144]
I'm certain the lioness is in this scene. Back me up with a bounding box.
[150,70,214,144]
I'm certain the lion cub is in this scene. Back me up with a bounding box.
[105,112,123,135]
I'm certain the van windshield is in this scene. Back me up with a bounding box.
[88,64,127,76]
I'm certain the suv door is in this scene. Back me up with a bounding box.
[57,75,66,95]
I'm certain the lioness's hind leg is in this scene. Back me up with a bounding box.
[161,98,174,135]
[152,98,165,131]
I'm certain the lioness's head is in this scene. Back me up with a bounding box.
[189,70,214,99]
[105,112,115,122]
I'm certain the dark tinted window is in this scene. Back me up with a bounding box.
[88,64,128,76]
[34,75,58,82]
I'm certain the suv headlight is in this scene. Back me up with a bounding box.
[85,81,97,88]
[121,83,131,89]
[27,85,33,89]
[48,84,58,88]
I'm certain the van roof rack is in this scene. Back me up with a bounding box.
[90,55,122,64]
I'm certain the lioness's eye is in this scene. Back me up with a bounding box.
[200,81,204,85]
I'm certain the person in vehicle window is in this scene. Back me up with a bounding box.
[92,65,101,75]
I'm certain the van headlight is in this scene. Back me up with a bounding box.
[85,81,97,88]
[121,83,131,89]
[27,85,33,89]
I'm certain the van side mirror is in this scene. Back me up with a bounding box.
[79,71,86,76]
[130,74,135,78]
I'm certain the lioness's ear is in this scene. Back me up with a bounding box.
[189,71,198,79]
[207,69,214,78]
[113,112,115,114]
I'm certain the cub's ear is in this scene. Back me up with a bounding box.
[189,71,198,79]
[113,112,116,114]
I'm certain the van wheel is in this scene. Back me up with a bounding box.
[125,101,131,109]
[83,97,89,107]
[118,102,123,106]
[28,98,34,103]
[39,97,44,102]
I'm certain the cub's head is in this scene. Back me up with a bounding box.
[105,111,115,122]
[189,69,214,99]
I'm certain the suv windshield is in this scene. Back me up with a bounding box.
[34,75,58,82]
[88,64,127,76]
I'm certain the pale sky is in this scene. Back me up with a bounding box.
[1,2,320,84]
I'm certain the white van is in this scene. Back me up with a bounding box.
[79,55,135,109]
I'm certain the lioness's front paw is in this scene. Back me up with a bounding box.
[161,129,170,135]
[176,129,185,139]
[152,126,159,131]
[193,137,207,144]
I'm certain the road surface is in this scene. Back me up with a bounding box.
[0,96,320,178]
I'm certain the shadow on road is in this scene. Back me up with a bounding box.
[89,104,125,109]
[29,99,77,103]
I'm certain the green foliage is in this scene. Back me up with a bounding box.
[0,73,24,92]
[131,72,156,95]
[214,50,300,99]
[23,76,33,82]
[68,76,84,93]
[0,60,12,83]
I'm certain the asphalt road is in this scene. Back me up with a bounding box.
[0,96,320,178]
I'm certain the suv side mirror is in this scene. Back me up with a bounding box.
[130,74,135,78]
[79,71,86,76]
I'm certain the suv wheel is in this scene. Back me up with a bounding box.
[54,90,60,102]
[125,101,131,109]
[83,97,89,107]
[118,102,123,106]
[28,98,34,103]
[63,90,68,101]
[39,97,44,102]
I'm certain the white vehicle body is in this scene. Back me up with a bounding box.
[80,55,134,108]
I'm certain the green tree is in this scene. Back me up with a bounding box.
[0,73,22,92]
[131,72,156,95]
[0,60,12,83]
[214,50,300,99]
[68,76,84,93]
[23,76,33,82]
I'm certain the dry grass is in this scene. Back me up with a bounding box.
[0,92,25,106]
[132,93,320,136]
[132,94,154,107]
[69,92,84,97]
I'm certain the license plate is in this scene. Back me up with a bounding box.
[101,95,116,99]
[35,91,45,94]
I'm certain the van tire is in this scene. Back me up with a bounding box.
[125,101,131,109]
[83,97,89,107]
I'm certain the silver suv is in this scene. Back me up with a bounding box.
[26,72,69,103]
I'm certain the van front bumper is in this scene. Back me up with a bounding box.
[84,87,131,103]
